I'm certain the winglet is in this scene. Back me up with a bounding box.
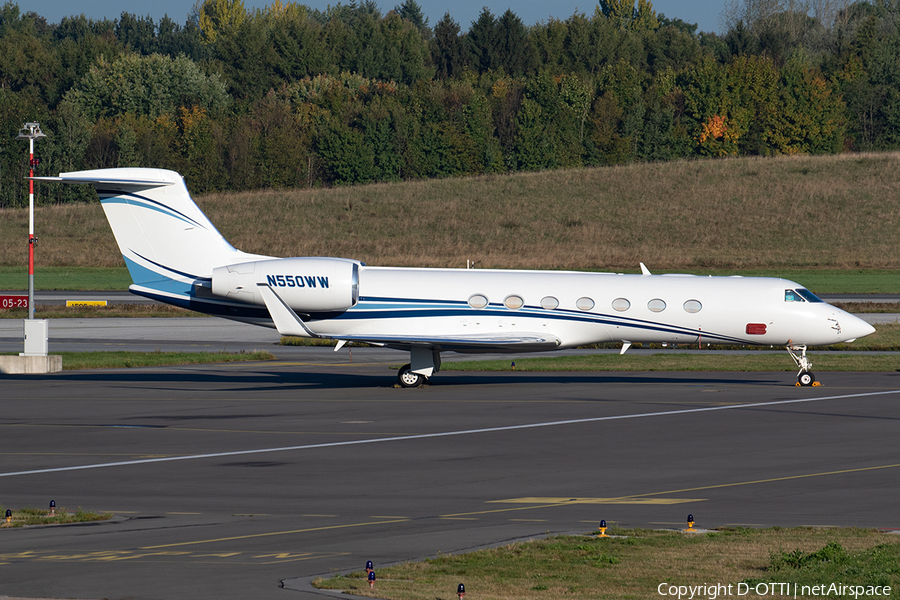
[640,262,651,276]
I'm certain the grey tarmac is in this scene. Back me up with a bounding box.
[0,319,899,600]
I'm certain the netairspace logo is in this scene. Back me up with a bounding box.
[657,582,892,599]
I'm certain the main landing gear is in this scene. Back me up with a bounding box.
[398,364,427,388]
[397,347,441,388]
[787,343,818,386]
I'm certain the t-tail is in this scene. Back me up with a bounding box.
[35,168,273,321]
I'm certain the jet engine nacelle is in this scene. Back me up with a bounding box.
[211,257,359,312]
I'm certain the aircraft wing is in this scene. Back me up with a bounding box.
[257,283,560,352]
[326,333,561,352]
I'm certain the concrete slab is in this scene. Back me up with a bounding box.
[0,354,62,374]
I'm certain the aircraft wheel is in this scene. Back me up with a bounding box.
[398,364,426,388]
[798,371,815,386]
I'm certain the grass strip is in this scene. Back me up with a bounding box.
[1,350,275,370]
[0,506,111,528]
[0,266,132,291]
[313,527,900,600]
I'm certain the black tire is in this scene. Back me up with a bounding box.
[398,364,425,388]
[798,371,815,386]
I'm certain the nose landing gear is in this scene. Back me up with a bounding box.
[787,343,819,386]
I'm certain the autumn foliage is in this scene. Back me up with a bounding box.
[0,0,896,206]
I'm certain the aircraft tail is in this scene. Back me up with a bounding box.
[37,168,271,306]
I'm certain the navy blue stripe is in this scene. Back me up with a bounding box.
[98,190,207,230]
[131,289,271,319]
[340,305,749,345]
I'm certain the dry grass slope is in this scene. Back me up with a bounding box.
[2,153,899,270]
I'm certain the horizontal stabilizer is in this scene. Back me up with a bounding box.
[31,173,175,191]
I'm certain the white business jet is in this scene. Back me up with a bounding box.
[36,168,875,387]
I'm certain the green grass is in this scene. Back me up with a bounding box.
[676,269,900,294]
[0,506,111,528]
[1,350,275,370]
[0,266,132,291]
[313,527,900,600]
[745,541,900,595]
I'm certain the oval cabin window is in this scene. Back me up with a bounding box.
[504,295,524,310]
[540,296,559,310]
[612,298,631,312]
[576,297,595,311]
[468,294,488,309]
[648,298,666,312]
[683,299,702,313]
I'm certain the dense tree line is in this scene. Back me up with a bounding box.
[0,0,898,206]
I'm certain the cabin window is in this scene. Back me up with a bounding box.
[784,289,804,302]
[504,295,524,310]
[576,297,595,311]
[468,294,489,309]
[612,298,630,312]
[683,299,702,313]
[648,298,666,312]
[540,296,559,310]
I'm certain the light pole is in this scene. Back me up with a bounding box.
[17,122,46,320]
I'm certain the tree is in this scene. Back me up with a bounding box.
[317,120,377,184]
[633,0,661,30]
[156,16,207,61]
[396,0,430,38]
[494,9,534,76]
[0,28,61,105]
[214,17,280,99]
[530,17,567,71]
[379,12,431,83]
[267,8,333,81]
[467,7,498,73]
[600,0,660,30]
[116,13,157,54]
[600,0,637,28]
[196,0,247,43]
[431,13,469,78]
[61,53,230,121]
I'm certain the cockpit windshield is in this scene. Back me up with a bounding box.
[796,288,824,302]
[785,288,824,303]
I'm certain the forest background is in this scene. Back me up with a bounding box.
[0,0,898,206]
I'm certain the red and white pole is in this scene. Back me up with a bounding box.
[28,136,34,320]
[18,123,45,321]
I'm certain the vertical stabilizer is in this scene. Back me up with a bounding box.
[36,168,271,304]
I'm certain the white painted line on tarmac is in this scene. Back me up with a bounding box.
[2,389,898,479]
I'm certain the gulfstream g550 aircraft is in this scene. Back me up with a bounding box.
[36,168,875,387]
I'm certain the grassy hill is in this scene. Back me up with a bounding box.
[1,152,898,272]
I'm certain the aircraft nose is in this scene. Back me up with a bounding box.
[840,313,876,342]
